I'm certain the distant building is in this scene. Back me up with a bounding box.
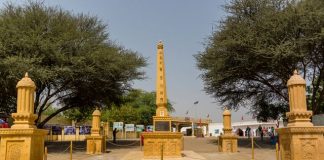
[208,120,284,137]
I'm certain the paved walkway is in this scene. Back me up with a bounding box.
[46,137,277,160]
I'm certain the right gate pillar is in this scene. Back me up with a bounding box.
[276,70,324,160]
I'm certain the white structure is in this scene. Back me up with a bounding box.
[208,120,284,137]
[208,123,224,136]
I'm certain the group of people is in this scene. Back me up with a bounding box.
[236,125,276,140]
[0,118,9,128]
[257,125,275,141]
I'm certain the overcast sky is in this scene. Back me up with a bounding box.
[4,0,254,123]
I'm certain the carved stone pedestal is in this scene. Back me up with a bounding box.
[218,134,238,152]
[86,135,105,154]
[142,132,183,158]
[276,127,324,160]
[0,129,48,160]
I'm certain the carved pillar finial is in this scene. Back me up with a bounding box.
[91,108,101,136]
[223,108,232,135]
[11,72,37,129]
[286,70,313,127]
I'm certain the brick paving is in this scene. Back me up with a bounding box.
[46,137,276,160]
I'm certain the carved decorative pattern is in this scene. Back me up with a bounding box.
[286,111,312,120]
[225,141,232,152]
[153,116,172,121]
[0,128,48,136]
[143,136,182,157]
[276,127,324,134]
[142,132,182,138]
[166,141,176,155]
[6,141,23,160]
[281,140,291,160]
[301,139,316,160]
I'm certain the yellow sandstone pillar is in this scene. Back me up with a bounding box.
[276,70,324,160]
[223,109,232,135]
[218,108,238,152]
[86,108,105,154]
[0,73,48,160]
[142,41,183,158]
[286,70,313,127]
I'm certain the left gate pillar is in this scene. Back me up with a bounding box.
[86,108,105,154]
[0,73,48,160]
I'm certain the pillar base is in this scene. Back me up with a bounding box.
[0,128,48,160]
[142,132,183,158]
[153,116,172,132]
[86,135,105,154]
[218,134,238,152]
[286,111,313,127]
[276,127,324,160]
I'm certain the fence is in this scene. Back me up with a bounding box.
[45,127,141,142]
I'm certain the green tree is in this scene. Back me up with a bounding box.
[42,105,58,116]
[0,2,146,128]
[102,104,140,124]
[102,89,174,125]
[62,108,92,125]
[196,0,324,120]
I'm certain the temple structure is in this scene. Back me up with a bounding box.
[218,108,238,152]
[86,108,105,154]
[0,73,48,160]
[276,70,324,160]
[142,41,183,158]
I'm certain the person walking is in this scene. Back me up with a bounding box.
[258,125,263,141]
[113,128,118,143]
[246,126,251,138]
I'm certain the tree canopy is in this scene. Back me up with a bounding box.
[0,2,146,127]
[196,0,324,121]
[101,89,174,126]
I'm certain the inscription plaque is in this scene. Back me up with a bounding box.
[155,121,170,131]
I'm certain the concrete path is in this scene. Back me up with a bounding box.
[46,136,277,160]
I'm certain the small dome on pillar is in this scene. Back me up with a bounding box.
[16,72,36,89]
[92,108,101,116]
[223,108,231,116]
[287,70,306,86]
[157,40,163,49]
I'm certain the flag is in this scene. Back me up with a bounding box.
[186,110,189,115]
[194,101,199,105]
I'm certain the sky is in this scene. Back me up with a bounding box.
[3,0,254,123]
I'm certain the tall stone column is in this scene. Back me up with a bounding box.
[0,73,48,160]
[142,41,183,158]
[86,108,105,154]
[153,41,172,132]
[218,108,237,152]
[276,70,324,160]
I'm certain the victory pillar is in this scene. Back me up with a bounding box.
[142,41,183,158]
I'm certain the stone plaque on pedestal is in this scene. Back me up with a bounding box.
[155,121,170,131]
